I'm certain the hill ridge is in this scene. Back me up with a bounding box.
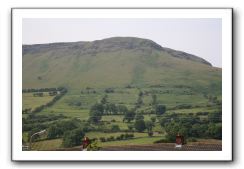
[23,37,211,66]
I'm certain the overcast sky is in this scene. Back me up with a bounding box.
[23,18,222,67]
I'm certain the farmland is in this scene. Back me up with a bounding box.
[22,86,221,151]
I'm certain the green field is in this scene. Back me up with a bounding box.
[31,134,165,150]
[31,138,62,151]
[22,92,55,111]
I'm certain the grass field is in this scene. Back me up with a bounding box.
[22,92,55,111]
[31,138,62,151]
[30,134,165,150]
[23,87,220,119]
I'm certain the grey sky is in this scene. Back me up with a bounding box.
[23,18,222,67]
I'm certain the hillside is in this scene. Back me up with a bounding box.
[22,37,221,95]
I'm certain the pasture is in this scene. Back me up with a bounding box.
[22,86,221,151]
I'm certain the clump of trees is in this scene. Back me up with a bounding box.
[47,118,81,139]
[89,103,104,124]
[145,120,154,136]
[99,133,134,142]
[33,92,44,97]
[134,119,146,132]
[155,104,166,117]
[135,90,144,108]
[62,128,85,148]
[22,87,61,93]
[159,113,222,142]
[123,110,136,123]
[104,88,114,93]
[22,114,66,141]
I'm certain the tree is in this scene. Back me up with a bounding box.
[109,103,118,115]
[134,119,146,132]
[47,125,62,139]
[111,125,120,132]
[191,123,208,138]
[155,104,166,117]
[164,121,188,142]
[145,120,154,136]
[101,95,108,104]
[127,124,134,132]
[139,90,143,97]
[135,113,144,121]
[135,96,143,108]
[208,111,222,123]
[207,123,222,139]
[89,103,104,124]
[62,128,85,148]
[150,116,156,123]
[117,105,128,114]
[151,94,157,106]
[123,110,135,123]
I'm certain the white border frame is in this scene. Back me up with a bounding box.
[12,8,232,161]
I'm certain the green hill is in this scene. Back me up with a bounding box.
[22,37,221,95]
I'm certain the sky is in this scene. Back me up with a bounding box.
[23,18,222,67]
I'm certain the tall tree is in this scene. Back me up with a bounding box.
[134,119,146,132]
[155,104,166,117]
[123,110,136,123]
[151,94,157,106]
[89,103,104,123]
[145,120,154,136]
[62,129,85,148]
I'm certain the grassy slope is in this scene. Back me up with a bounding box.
[22,44,221,96]
[22,92,55,110]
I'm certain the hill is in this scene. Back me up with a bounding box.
[22,37,221,95]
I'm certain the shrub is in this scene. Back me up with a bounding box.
[153,138,172,144]
[111,125,120,132]
[99,137,106,142]
[116,136,121,140]
[127,133,134,139]
[148,131,153,137]
[62,128,84,148]
[120,134,125,140]
[134,119,146,132]
[187,137,197,142]
[107,136,115,141]
[87,140,100,151]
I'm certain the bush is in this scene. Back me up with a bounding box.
[127,133,134,139]
[107,136,115,141]
[127,124,134,132]
[116,136,121,140]
[62,128,85,148]
[207,123,222,139]
[153,138,172,144]
[134,120,146,132]
[187,137,197,142]
[120,134,125,140]
[148,131,153,137]
[87,140,100,151]
[99,137,106,142]
[111,125,120,132]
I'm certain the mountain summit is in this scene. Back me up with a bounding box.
[23,37,221,94]
[23,37,211,66]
